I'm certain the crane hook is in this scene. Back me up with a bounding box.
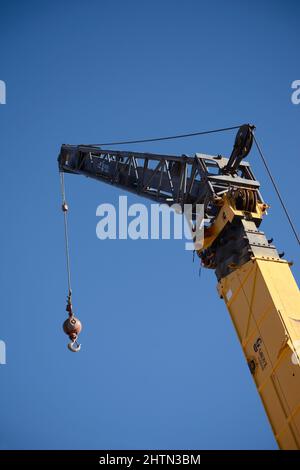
[63,293,82,352]
[60,173,83,353]
[68,338,82,353]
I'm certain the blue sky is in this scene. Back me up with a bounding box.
[0,0,299,450]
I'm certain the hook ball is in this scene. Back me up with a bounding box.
[63,316,82,339]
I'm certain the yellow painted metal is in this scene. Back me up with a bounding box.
[218,258,300,449]
[201,194,266,251]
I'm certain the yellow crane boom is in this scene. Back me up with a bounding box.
[203,194,300,449]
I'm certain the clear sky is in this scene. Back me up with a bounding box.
[0,0,299,450]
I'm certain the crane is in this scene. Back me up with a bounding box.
[58,125,300,450]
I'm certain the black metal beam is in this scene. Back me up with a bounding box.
[58,145,262,219]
